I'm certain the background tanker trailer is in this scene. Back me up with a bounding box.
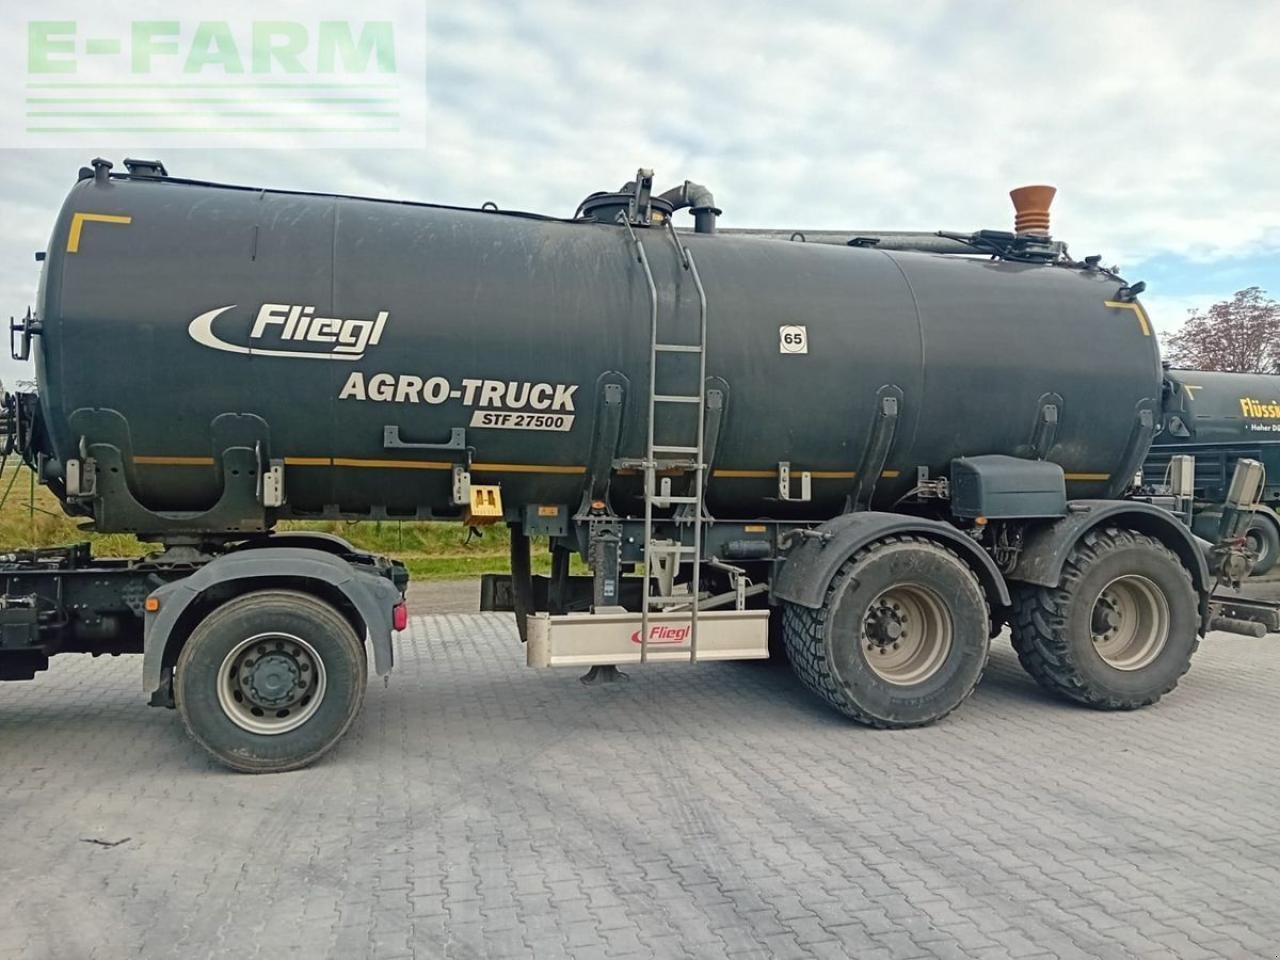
[1144,368,1280,574]
[2,158,1277,772]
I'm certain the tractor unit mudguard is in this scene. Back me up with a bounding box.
[771,512,1011,613]
[142,546,403,703]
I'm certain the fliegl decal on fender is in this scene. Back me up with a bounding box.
[338,372,579,432]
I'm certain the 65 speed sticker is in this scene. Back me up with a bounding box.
[470,410,575,431]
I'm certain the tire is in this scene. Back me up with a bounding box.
[1011,527,1198,710]
[175,590,367,773]
[1245,514,1280,576]
[781,535,991,728]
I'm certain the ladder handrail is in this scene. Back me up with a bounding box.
[684,245,708,663]
[619,217,661,662]
[624,217,710,665]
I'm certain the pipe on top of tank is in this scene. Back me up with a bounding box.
[656,181,721,235]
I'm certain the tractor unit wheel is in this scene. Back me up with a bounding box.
[782,535,991,728]
[175,590,367,774]
[1011,527,1198,710]
[1244,513,1280,576]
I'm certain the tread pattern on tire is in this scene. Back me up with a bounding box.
[1011,526,1197,709]
[781,534,988,729]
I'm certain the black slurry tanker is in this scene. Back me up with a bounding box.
[1144,368,1280,574]
[3,158,1276,772]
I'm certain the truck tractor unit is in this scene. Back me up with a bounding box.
[3,159,1276,772]
[1145,368,1280,575]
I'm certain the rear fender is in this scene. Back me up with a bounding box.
[1009,500,1211,596]
[771,512,1011,617]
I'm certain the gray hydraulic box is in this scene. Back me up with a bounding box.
[950,455,1067,520]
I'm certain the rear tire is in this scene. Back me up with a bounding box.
[1011,527,1198,709]
[175,590,367,773]
[782,536,991,728]
[1245,513,1280,575]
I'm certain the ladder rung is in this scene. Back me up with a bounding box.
[647,596,698,606]
[654,343,703,353]
[653,394,702,404]
[652,495,699,504]
[646,544,698,554]
[652,444,699,454]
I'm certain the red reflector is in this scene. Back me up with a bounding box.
[392,602,408,631]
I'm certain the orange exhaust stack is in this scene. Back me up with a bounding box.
[1010,184,1056,237]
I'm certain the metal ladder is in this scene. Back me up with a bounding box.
[621,217,709,663]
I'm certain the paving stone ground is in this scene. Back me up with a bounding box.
[2,608,1278,960]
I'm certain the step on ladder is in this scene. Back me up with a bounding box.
[620,216,709,664]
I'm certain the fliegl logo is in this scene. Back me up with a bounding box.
[630,624,692,646]
[188,303,389,361]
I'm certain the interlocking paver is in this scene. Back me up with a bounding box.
[2,610,1279,959]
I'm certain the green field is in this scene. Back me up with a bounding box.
[0,462,572,579]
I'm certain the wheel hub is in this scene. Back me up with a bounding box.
[860,584,952,686]
[243,652,303,707]
[1090,575,1171,671]
[865,605,906,646]
[1091,593,1122,637]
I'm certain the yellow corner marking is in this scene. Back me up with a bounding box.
[66,212,132,253]
[1103,300,1151,336]
[1064,472,1111,481]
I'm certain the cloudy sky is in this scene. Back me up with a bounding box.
[1,1,1277,385]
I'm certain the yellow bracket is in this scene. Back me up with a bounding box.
[66,212,132,253]
[1103,299,1151,336]
[464,484,503,525]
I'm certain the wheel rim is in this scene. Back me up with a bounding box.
[1248,529,1269,565]
[861,583,953,686]
[1090,575,1170,671]
[216,632,327,735]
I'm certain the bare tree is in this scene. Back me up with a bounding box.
[1163,287,1280,373]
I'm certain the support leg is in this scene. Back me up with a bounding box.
[510,524,533,643]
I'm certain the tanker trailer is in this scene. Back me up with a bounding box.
[1144,368,1280,574]
[2,159,1276,773]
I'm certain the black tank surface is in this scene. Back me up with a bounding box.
[31,169,1161,528]
[1158,368,1280,444]
[1148,368,1280,502]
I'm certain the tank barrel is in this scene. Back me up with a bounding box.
[28,163,1153,531]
